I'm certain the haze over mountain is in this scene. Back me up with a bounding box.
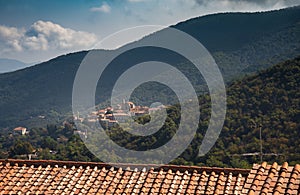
[1,53,299,167]
[93,55,300,167]
[0,58,33,73]
[0,6,299,129]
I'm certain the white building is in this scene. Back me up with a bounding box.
[13,127,27,135]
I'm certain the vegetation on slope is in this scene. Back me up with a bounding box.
[1,56,299,168]
[0,7,300,129]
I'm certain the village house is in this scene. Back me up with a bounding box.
[13,126,27,135]
[80,101,166,130]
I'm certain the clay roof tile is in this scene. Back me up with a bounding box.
[7,159,300,195]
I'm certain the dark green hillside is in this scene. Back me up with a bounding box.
[177,6,300,79]
[0,52,88,127]
[0,6,300,129]
[1,57,299,168]
[104,56,300,167]
[192,56,300,167]
[175,6,300,52]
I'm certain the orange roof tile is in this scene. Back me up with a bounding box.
[0,159,299,194]
[243,162,300,195]
[0,159,250,194]
[13,127,26,131]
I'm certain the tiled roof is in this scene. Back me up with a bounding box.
[243,162,300,195]
[0,159,249,194]
[0,159,299,194]
[13,127,26,131]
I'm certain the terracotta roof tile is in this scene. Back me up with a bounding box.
[1,159,299,194]
[243,162,300,195]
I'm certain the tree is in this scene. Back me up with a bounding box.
[10,141,34,156]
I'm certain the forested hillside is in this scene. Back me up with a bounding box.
[195,56,300,167]
[1,56,299,168]
[0,7,300,129]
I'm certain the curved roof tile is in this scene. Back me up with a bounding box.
[0,159,299,194]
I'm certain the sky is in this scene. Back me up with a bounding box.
[0,0,299,63]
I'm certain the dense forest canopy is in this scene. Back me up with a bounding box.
[1,56,299,168]
[0,7,300,129]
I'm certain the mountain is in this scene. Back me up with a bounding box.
[1,56,299,168]
[105,55,300,167]
[0,52,88,128]
[0,6,300,129]
[0,58,32,73]
[96,55,300,167]
[191,56,300,167]
[175,6,300,78]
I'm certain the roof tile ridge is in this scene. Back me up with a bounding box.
[96,166,110,194]
[233,173,243,195]
[214,171,225,194]
[261,162,278,195]
[150,167,163,194]
[72,165,84,182]
[273,162,289,195]
[140,167,154,194]
[104,167,118,194]
[159,164,250,175]
[0,161,5,190]
[5,162,22,193]
[159,168,173,194]
[0,162,17,191]
[116,167,128,194]
[27,164,44,193]
[89,166,105,194]
[80,166,94,193]
[185,169,199,194]
[285,164,300,194]
[15,163,31,193]
[61,165,81,194]
[242,164,258,195]
[177,170,189,194]
[36,164,54,193]
[51,164,72,194]
[205,171,216,194]
[109,167,123,194]
[124,167,138,194]
[18,164,36,192]
[0,159,252,174]
[76,165,92,194]
[248,161,268,195]
[169,170,181,194]
[224,172,233,195]
[132,167,146,194]
[86,166,103,194]
[196,170,208,194]
[0,159,92,168]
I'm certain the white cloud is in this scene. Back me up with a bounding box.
[90,2,111,13]
[0,25,23,52]
[0,21,98,53]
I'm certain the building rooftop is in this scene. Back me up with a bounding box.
[244,162,300,195]
[0,159,299,194]
[13,127,26,131]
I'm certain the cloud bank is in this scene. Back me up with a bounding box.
[0,21,98,53]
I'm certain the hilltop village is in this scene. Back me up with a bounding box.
[74,101,164,128]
